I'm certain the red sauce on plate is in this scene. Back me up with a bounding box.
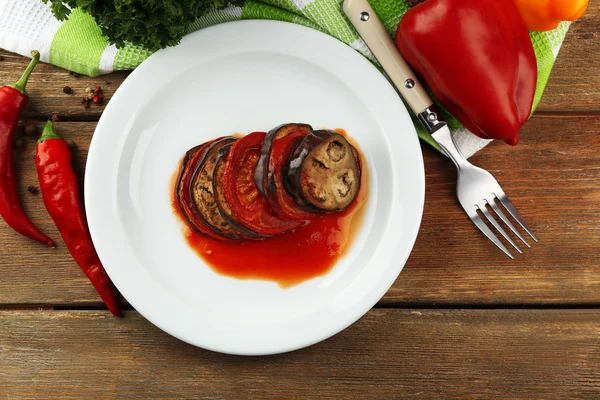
[171,128,367,288]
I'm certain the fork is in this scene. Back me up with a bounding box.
[434,128,538,258]
[343,0,538,258]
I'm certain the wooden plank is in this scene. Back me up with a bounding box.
[0,115,598,306]
[0,309,599,399]
[0,122,101,305]
[536,1,600,113]
[0,1,599,117]
[0,50,128,120]
[386,114,600,305]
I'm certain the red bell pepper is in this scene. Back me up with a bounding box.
[0,51,53,245]
[396,0,537,145]
[35,121,121,316]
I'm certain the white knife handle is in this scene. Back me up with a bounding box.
[343,0,433,116]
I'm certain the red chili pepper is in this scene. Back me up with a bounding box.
[396,0,538,145]
[35,121,121,316]
[0,51,53,246]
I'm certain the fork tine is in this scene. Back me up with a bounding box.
[468,210,514,259]
[496,194,538,242]
[487,199,530,248]
[479,205,522,254]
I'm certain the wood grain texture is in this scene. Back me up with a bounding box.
[1,309,599,399]
[0,52,127,120]
[536,1,600,113]
[0,1,598,117]
[387,114,600,305]
[0,116,598,306]
[0,122,102,306]
[0,8,598,308]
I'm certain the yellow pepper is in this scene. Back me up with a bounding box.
[514,0,588,32]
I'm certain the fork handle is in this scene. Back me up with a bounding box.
[343,0,433,116]
[343,0,454,137]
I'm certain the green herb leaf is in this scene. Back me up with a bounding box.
[42,0,245,51]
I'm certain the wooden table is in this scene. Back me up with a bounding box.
[1,6,599,398]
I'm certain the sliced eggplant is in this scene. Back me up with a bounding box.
[283,130,333,213]
[190,137,244,240]
[254,123,312,197]
[176,140,229,241]
[212,145,265,239]
[286,130,361,212]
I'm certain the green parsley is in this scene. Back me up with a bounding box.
[42,0,245,51]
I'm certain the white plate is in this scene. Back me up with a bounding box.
[85,20,424,355]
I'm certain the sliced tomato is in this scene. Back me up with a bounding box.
[266,130,316,221]
[176,139,236,241]
[222,131,300,236]
[212,146,267,239]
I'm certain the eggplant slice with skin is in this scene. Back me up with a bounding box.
[190,137,245,240]
[212,145,266,239]
[283,130,333,213]
[286,130,361,212]
[254,123,312,197]
[176,141,231,241]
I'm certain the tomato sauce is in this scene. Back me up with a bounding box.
[171,129,367,288]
